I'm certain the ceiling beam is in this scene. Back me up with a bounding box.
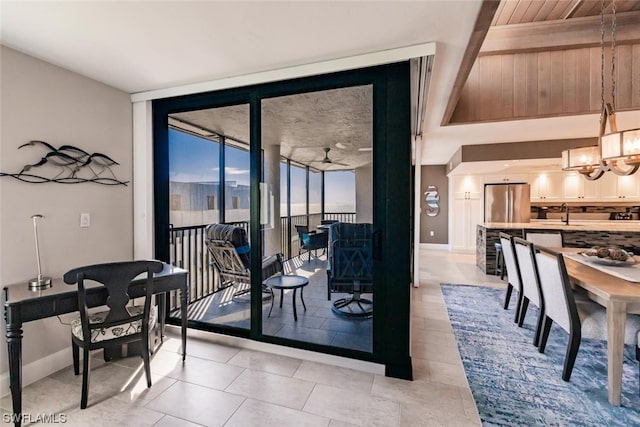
[440,0,500,127]
[480,10,640,56]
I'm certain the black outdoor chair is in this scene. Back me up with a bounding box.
[63,260,164,409]
[205,223,283,302]
[326,222,373,318]
[295,225,328,262]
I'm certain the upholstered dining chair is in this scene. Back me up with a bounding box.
[499,233,523,323]
[63,260,164,409]
[534,245,640,381]
[513,237,545,347]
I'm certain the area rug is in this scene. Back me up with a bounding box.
[441,284,640,426]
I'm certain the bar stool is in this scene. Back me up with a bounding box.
[495,242,505,280]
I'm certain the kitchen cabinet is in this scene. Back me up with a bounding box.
[483,174,528,184]
[598,172,640,201]
[450,175,482,252]
[530,172,562,201]
[562,172,599,201]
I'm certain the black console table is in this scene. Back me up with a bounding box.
[2,263,189,427]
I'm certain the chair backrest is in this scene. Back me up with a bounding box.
[513,237,542,307]
[294,225,310,242]
[206,223,250,268]
[499,233,521,289]
[526,232,563,248]
[328,222,373,283]
[320,219,338,225]
[534,246,579,334]
[63,260,163,333]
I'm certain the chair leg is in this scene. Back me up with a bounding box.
[533,309,545,347]
[72,341,80,375]
[514,291,523,324]
[562,329,582,381]
[81,347,90,409]
[538,315,553,353]
[503,283,513,309]
[142,335,152,388]
[518,297,529,327]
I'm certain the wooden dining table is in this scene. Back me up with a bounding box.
[555,247,640,406]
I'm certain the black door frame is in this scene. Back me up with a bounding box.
[153,63,412,380]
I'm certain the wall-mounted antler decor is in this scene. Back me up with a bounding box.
[0,140,129,186]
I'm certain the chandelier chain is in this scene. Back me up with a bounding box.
[611,0,616,111]
[600,0,605,119]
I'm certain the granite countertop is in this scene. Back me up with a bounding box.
[481,220,640,231]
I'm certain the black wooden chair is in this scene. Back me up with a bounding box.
[205,223,283,302]
[63,260,164,409]
[326,222,373,318]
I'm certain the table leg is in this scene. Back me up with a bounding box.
[180,282,189,362]
[268,286,275,317]
[158,293,166,343]
[606,300,626,406]
[7,323,23,427]
[279,289,284,308]
[292,289,298,321]
[300,287,306,312]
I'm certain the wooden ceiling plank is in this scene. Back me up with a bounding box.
[570,0,601,18]
[491,0,507,26]
[547,0,577,20]
[533,0,564,22]
[441,0,500,126]
[563,0,586,19]
[522,0,547,22]
[480,10,640,55]
[496,0,519,25]
[510,0,536,24]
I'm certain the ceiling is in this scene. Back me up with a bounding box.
[1,1,639,170]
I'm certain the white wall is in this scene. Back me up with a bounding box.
[0,46,133,390]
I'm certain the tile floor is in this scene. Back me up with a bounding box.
[1,248,505,426]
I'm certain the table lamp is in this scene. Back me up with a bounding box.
[28,214,52,290]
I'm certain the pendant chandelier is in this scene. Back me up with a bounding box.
[561,0,639,180]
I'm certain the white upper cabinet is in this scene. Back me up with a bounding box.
[483,174,528,185]
[530,172,562,201]
[562,172,599,201]
[452,175,482,199]
[599,172,640,200]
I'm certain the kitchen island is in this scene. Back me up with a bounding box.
[477,221,640,275]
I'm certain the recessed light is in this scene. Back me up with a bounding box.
[335,142,347,149]
[358,147,372,152]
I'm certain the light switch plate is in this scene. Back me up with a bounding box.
[80,213,90,228]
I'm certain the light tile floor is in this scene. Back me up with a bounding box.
[1,249,505,426]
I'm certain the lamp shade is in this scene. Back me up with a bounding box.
[561,146,600,171]
[601,128,640,164]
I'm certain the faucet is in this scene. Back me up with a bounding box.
[561,203,569,225]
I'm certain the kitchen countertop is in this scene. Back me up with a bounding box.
[481,220,640,231]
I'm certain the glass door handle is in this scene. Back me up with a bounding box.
[372,229,382,260]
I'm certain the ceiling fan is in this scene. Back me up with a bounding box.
[311,147,348,166]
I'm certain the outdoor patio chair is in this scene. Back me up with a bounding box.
[295,224,328,262]
[63,260,164,409]
[205,223,283,302]
[326,222,373,318]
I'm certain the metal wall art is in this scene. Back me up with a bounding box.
[0,140,129,185]
[424,185,439,217]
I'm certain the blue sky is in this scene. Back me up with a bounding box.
[169,128,355,207]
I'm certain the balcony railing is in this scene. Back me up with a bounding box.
[167,213,355,310]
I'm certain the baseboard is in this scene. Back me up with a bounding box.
[175,326,386,376]
[420,243,449,251]
[0,347,72,398]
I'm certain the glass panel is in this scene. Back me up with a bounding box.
[167,104,251,332]
[168,128,221,227]
[224,144,250,222]
[261,85,373,352]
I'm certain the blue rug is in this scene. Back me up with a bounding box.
[441,284,640,426]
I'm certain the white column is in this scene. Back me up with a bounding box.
[263,144,281,256]
[133,100,154,259]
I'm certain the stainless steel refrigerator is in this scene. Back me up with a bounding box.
[484,183,531,223]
